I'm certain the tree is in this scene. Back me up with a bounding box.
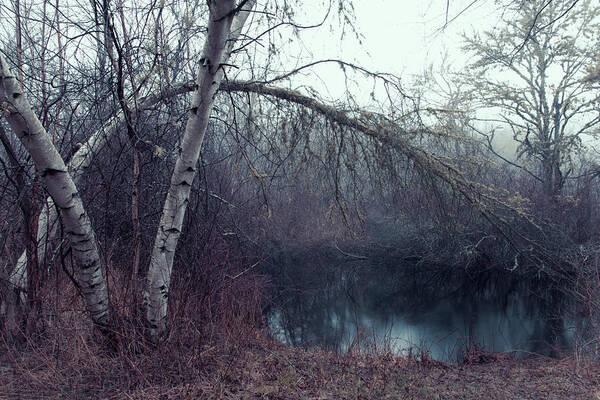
[0,0,257,339]
[463,0,600,200]
[143,0,256,339]
[0,55,112,329]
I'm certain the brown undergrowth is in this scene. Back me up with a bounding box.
[1,330,599,400]
[1,267,599,400]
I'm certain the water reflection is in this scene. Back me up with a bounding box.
[265,246,574,362]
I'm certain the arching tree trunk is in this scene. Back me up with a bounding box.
[144,0,256,340]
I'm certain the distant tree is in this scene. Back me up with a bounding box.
[463,0,600,200]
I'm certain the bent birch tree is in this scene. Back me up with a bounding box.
[144,0,255,338]
[0,55,112,328]
[5,112,125,310]
[0,81,199,320]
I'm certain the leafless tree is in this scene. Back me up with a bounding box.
[463,0,600,200]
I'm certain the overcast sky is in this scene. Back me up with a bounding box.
[267,0,505,107]
[301,2,499,74]
[276,0,525,154]
[343,0,500,74]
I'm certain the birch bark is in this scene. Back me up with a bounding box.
[2,110,125,315]
[144,0,255,338]
[0,55,111,328]
[2,80,195,318]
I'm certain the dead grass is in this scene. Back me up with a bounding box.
[1,323,599,400]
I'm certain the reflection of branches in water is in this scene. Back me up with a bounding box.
[278,281,350,350]
[266,244,576,356]
[265,246,360,350]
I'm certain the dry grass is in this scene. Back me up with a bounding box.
[1,330,599,400]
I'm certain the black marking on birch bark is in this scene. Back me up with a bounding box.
[80,263,94,270]
[68,231,86,237]
[41,168,66,177]
[159,285,166,291]
[201,57,211,70]
[186,166,196,172]
[165,227,181,234]
[12,92,21,99]
[179,180,192,187]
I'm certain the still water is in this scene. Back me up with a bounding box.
[265,247,575,362]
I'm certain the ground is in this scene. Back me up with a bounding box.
[1,335,598,400]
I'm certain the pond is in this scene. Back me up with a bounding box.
[264,246,577,363]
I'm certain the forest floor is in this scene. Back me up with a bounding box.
[0,333,599,400]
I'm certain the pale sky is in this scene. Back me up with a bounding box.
[255,0,544,159]
[264,0,499,108]
[343,0,500,74]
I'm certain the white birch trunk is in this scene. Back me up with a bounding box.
[0,55,111,327]
[3,110,125,315]
[144,0,255,338]
[36,198,59,268]
[2,78,195,317]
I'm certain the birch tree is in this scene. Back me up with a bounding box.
[0,55,112,328]
[0,81,199,323]
[144,0,256,338]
